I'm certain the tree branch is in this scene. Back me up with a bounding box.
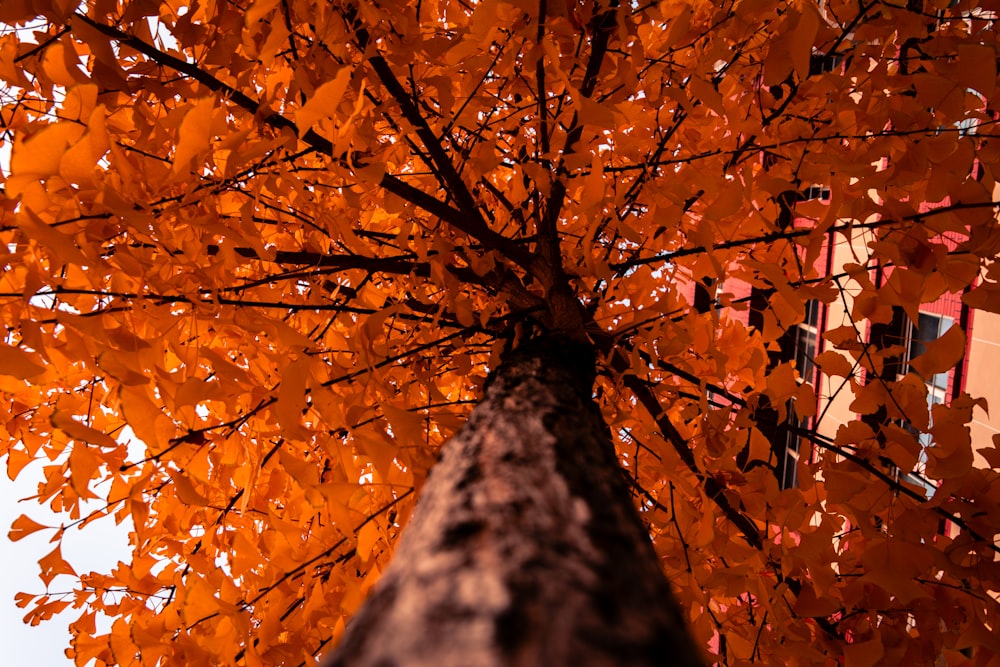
[71,13,471,237]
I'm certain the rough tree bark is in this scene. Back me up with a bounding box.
[323,335,704,667]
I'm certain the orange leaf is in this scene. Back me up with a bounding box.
[5,446,33,480]
[59,105,110,185]
[578,155,605,212]
[954,44,996,98]
[180,576,225,624]
[908,324,965,379]
[278,446,319,487]
[276,357,310,435]
[172,471,210,506]
[381,402,425,448]
[13,591,35,609]
[662,5,692,50]
[823,324,863,349]
[353,426,398,480]
[0,344,46,379]
[51,410,118,449]
[16,209,90,265]
[834,420,876,447]
[357,521,380,562]
[246,0,281,26]
[8,513,50,542]
[119,386,175,453]
[926,442,973,479]
[882,424,921,472]
[765,361,798,405]
[793,382,817,420]
[38,543,77,587]
[788,5,820,81]
[67,442,104,498]
[792,583,841,617]
[173,96,217,174]
[9,121,83,178]
[814,350,854,378]
[296,68,352,134]
[688,75,724,117]
[963,279,1000,314]
[848,380,885,416]
[41,41,83,87]
[844,640,884,667]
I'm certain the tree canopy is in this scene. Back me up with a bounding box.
[2,0,1000,665]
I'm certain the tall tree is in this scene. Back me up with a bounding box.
[2,1,1000,666]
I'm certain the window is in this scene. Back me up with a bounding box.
[693,277,717,314]
[901,312,954,497]
[906,312,953,443]
[809,52,843,77]
[933,89,984,137]
[801,185,831,201]
[780,415,804,489]
[794,299,820,385]
[956,116,977,137]
[781,300,821,489]
[935,113,979,138]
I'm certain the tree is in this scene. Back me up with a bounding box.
[1,0,1000,665]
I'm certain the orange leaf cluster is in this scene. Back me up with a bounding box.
[1,0,999,665]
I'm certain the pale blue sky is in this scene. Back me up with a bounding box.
[1,466,130,666]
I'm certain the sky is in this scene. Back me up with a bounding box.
[1,464,131,666]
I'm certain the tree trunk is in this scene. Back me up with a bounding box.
[323,335,704,667]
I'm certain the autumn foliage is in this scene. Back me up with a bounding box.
[2,0,1000,665]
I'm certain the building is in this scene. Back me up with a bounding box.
[677,192,999,495]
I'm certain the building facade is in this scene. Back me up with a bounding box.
[677,198,999,495]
